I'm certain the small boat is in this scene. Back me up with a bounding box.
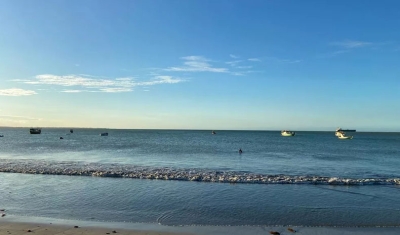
[100,133,108,136]
[60,137,64,139]
[335,130,345,137]
[337,132,353,139]
[281,130,295,136]
[212,131,216,135]
[0,135,4,137]
[30,128,41,134]
[70,129,73,133]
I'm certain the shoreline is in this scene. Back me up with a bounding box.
[1,215,400,235]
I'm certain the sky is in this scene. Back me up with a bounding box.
[0,0,399,131]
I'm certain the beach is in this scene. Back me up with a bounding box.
[1,218,400,235]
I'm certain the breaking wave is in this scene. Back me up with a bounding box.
[1,159,399,185]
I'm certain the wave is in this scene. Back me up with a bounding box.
[0,159,399,185]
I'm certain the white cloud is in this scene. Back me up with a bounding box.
[264,57,301,63]
[331,40,372,48]
[0,88,37,96]
[248,58,261,62]
[230,54,239,59]
[19,74,183,93]
[237,66,253,69]
[226,60,243,67]
[75,64,80,67]
[61,90,84,93]
[137,76,183,86]
[165,56,228,73]
[231,72,245,76]
[100,87,133,93]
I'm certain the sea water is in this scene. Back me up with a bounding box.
[0,128,400,226]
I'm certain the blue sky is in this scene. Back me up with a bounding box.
[0,0,399,131]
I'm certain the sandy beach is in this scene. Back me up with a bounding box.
[1,216,400,235]
[0,220,191,235]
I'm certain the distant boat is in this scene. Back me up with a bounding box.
[100,133,108,136]
[336,127,356,132]
[337,132,353,139]
[281,130,295,137]
[30,128,41,134]
[0,135,4,137]
[60,137,64,139]
[335,130,345,137]
[70,129,73,133]
[212,131,216,135]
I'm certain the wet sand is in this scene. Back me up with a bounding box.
[0,221,191,235]
[1,217,400,235]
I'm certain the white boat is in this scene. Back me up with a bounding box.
[337,132,353,139]
[335,130,345,136]
[281,130,295,136]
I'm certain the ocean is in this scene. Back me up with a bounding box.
[1,128,400,227]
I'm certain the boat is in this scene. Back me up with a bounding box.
[335,130,345,137]
[100,133,108,136]
[60,137,64,139]
[0,135,3,137]
[212,131,216,135]
[70,129,73,133]
[337,132,353,139]
[30,128,41,134]
[281,130,295,136]
[336,127,356,132]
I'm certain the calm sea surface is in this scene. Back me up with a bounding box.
[1,128,400,226]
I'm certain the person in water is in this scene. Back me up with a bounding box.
[239,148,243,154]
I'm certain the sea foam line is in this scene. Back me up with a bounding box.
[0,159,399,185]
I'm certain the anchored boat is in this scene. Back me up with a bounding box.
[281,130,295,137]
[337,132,353,139]
[30,128,41,134]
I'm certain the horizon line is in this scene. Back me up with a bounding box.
[0,126,399,133]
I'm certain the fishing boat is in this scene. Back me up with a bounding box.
[0,135,4,137]
[70,129,73,133]
[212,131,216,135]
[30,128,41,134]
[281,130,295,136]
[100,133,108,136]
[337,132,353,139]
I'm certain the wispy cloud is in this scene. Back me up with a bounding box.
[248,58,261,62]
[263,57,301,63]
[331,40,372,48]
[61,90,84,93]
[230,54,239,59]
[75,64,80,67]
[237,66,253,69]
[165,56,228,73]
[231,72,245,76]
[18,74,183,93]
[0,88,37,96]
[225,60,243,67]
